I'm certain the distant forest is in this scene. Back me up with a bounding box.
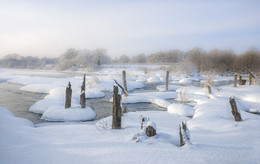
[1,47,260,73]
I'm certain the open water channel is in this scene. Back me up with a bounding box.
[0,76,233,124]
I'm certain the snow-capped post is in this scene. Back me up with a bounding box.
[229,97,242,121]
[122,70,127,92]
[112,85,122,129]
[80,74,86,108]
[166,71,169,92]
[81,74,86,92]
[238,76,246,85]
[234,73,237,87]
[249,69,256,86]
[65,82,72,109]
[207,84,212,94]
[179,121,190,147]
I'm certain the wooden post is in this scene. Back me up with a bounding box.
[146,126,156,137]
[166,71,169,92]
[179,121,190,147]
[65,82,72,109]
[207,84,212,94]
[234,73,237,87]
[80,74,86,108]
[229,97,242,121]
[81,74,86,92]
[122,70,127,92]
[238,76,246,85]
[112,85,122,129]
[249,69,255,86]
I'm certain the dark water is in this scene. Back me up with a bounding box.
[0,82,46,124]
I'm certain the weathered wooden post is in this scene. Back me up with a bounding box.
[65,82,72,109]
[179,121,190,147]
[122,70,127,91]
[234,73,237,87]
[166,71,169,92]
[249,69,255,86]
[146,126,156,137]
[238,76,246,85]
[207,84,212,94]
[229,97,242,121]
[80,74,86,108]
[112,85,122,129]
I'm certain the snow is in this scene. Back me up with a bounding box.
[41,106,96,121]
[112,91,177,108]
[1,67,260,163]
[147,76,161,83]
[156,84,181,91]
[167,104,195,117]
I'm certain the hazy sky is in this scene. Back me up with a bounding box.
[1,0,260,58]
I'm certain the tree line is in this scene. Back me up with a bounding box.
[1,47,259,73]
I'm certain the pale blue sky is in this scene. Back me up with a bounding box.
[0,0,260,57]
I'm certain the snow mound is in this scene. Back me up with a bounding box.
[111,92,177,108]
[0,107,34,127]
[86,89,105,98]
[147,76,161,83]
[41,106,96,121]
[167,104,195,117]
[156,85,181,91]
[179,78,194,84]
[20,84,56,94]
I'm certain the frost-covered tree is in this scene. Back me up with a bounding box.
[131,54,146,63]
[119,55,130,63]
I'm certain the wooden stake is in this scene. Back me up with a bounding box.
[238,76,246,85]
[112,85,122,129]
[65,82,72,109]
[207,84,212,94]
[81,74,86,92]
[249,69,255,86]
[166,71,169,92]
[234,73,237,87]
[179,121,190,147]
[80,74,86,108]
[122,70,127,92]
[229,97,242,121]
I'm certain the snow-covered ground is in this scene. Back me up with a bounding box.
[0,66,260,163]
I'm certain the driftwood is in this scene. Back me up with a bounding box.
[113,79,128,97]
[238,76,246,85]
[122,70,128,91]
[179,121,190,147]
[229,97,242,121]
[65,82,72,109]
[234,73,237,87]
[166,71,169,92]
[112,85,122,129]
[249,69,256,86]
